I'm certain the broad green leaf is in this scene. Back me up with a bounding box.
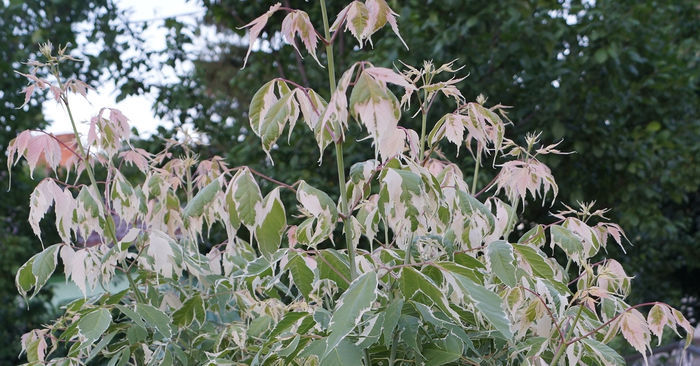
[423,336,464,366]
[551,225,584,261]
[268,311,309,340]
[15,257,36,299]
[183,178,220,217]
[324,271,378,359]
[77,308,112,342]
[255,187,286,257]
[136,303,172,339]
[285,253,314,299]
[318,249,351,290]
[383,298,404,348]
[229,168,262,229]
[172,294,206,328]
[518,224,546,247]
[296,181,338,246]
[115,304,147,328]
[249,80,276,134]
[513,243,554,279]
[450,272,513,339]
[28,244,60,298]
[260,90,298,156]
[398,315,421,357]
[581,338,625,366]
[400,266,459,320]
[322,339,363,366]
[356,312,384,348]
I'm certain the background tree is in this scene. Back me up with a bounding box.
[133,0,700,321]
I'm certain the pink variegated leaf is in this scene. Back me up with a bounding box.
[119,148,152,173]
[19,84,36,108]
[28,179,64,241]
[7,130,33,171]
[620,309,651,361]
[15,71,48,89]
[20,329,48,363]
[281,10,322,66]
[494,159,558,205]
[60,245,89,297]
[331,2,368,46]
[239,3,282,68]
[647,304,672,345]
[671,308,695,347]
[365,0,407,49]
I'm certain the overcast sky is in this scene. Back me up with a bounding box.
[43,0,205,137]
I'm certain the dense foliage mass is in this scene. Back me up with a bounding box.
[7,1,695,365]
[140,0,700,313]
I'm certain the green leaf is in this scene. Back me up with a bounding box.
[260,91,296,154]
[487,241,518,287]
[550,225,584,260]
[136,303,172,339]
[383,298,404,348]
[318,249,351,290]
[321,339,363,366]
[268,311,309,340]
[15,257,36,299]
[513,243,554,279]
[423,336,464,366]
[30,243,60,297]
[172,294,206,328]
[285,253,315,299]
[78,308,112,342]
[450,272,513,339]
[324,271,377,359]
[230,168,262,229]
[249,80,276,134]
[183,178,220,217]
[400,266,459,320]
[581,338,625,365]
[255,187,286,258]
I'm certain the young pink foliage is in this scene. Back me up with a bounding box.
[619,309,651,362]
[29,179,66,241]
[60,245,89,297]
[239,3,282,68]
[331,0,407,49]
[281,10,322,66]
[119,148,152,173]
[494,159,558,205]
[7,131,62,177]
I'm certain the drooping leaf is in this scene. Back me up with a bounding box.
[239,3,282,68]
[77,308,112,343]
[183,178,221,218]
[486,240,518,287]
[324,271,378,359]
[448,272,513,339]
[285,252,315,299]
[255,187,286,258]
[172,294,206,328]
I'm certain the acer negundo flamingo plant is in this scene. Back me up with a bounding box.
[7,1,694,365]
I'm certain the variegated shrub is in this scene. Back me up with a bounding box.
[8,2,693,365]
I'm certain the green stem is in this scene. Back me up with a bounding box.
[320,0,356,280]
[550,305,584,365]
[471,152,481,194]
[418,99,428,160]
[388,330,400,366]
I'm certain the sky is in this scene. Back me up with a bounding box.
[43,0,205,137]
